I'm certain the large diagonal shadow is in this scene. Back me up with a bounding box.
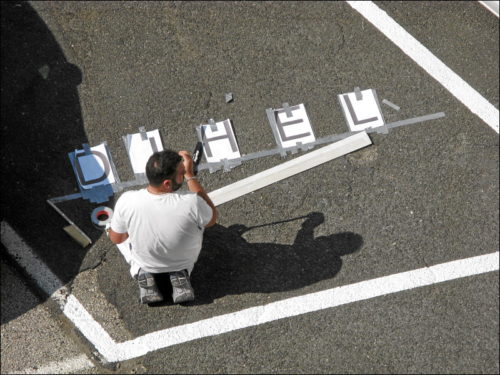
[1,2,103,324]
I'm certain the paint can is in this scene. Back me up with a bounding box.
[91,206,113,229]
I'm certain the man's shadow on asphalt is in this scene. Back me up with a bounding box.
[152,212,363,305]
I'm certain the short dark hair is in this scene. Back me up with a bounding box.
[146,150,182,187]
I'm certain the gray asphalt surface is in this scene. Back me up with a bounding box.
[1,1,498,374]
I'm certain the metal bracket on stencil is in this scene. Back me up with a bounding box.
[138,126,148,141]
[354,87,363,101]
[208,118,217,132]
[266,107,288,158]
[282,102,294,118]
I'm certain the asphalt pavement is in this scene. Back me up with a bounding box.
[1,1,498,374]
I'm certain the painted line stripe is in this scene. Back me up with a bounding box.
[478,1,500,17]
[11,354,94,375]
[0,221,115,361]
[108,251,499,362]
[2,229,499,363]
[1,221,68,307]
[208,131,372,206]
[63,295,119,362]
[347,1,499,133]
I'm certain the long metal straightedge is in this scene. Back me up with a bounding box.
[197,112,445,172]
[208,131,372,206]
[47,111,444,204]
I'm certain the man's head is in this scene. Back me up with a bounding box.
[146,150,185,192]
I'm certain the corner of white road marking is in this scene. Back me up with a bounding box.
[346,1,499,134]
[0,221,69,307]
[478,1,500,18]
[62,295,120,362]
[107,251,499,363]
[2,229,499,361]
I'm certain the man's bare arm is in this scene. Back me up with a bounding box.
[108,228,129,244]
[179,150,218,227]
[187,180,218,227]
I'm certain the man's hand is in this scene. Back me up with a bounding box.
[178,150,194,177]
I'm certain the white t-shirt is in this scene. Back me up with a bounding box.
[111,189,213,274]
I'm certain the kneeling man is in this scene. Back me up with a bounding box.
[107,150,217,304]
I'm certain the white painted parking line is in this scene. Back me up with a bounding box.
[62,294,120,362]
[106,251,499,362]
[479,1,500,17]
[347,1,499,133]
[0,221,68,307]
[11,354,94,375]
[2,220,498,363]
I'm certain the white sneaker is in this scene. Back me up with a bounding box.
[137,269,163,304]
[169,270,195,303]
